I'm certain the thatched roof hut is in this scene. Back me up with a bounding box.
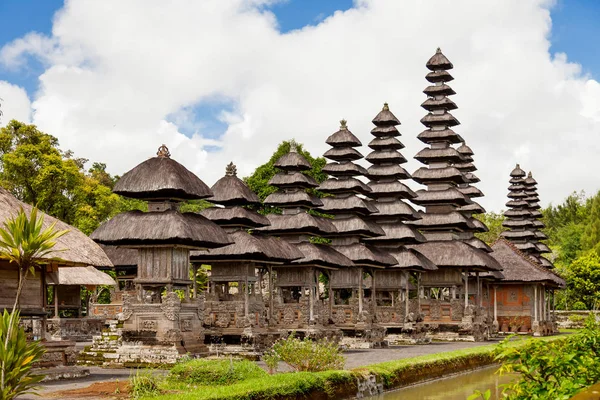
[0,187,112,268]
[46,266,116,287]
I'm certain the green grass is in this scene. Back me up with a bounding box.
[168,359,267,385]
[140,335,567,400]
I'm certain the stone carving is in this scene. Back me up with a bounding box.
[163,329,182,342]
[216,313,230,328]
[333,310,347,324]
[283,308,296,325]
[181,319,192,332]
[142,320,157,330]
[161,292,181,321]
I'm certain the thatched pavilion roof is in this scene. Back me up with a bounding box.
[0,188,112,268]
[208,163,261,206]
[201,207,270,228]
[408,241,502,272]
[490,240,564,287]
[113,145,213,201]
[99,245,137,267]
[290,242,353,269]
[256,213,337,237]
[46,266,116,286]
[90,210,231,248]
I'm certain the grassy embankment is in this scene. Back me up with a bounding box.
[138,335,567,400]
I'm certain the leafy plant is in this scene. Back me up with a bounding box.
[495,314,600,399]
[131,369,160,399]
[262,350,280,374]
[0,310,45,400]
[270,333,345,372]
[168,358,267,385]
[468,389,491,400]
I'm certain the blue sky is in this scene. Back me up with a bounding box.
[0,0,598,138]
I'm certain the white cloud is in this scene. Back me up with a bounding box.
[0,81,31,125]
[0,0,599,211]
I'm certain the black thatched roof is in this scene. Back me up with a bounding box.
[113,146,213,201]
[290,242,353,269]
[333,243,397,268]
[256,212,337,236]
[426,70,454,83]
[421,97,458,112]
[364,223,426,245]
[490,240,564,287]
[201,206,270,228]
[510,164,526,178]
[90,210,231,248]
[420,112,460,128]
[318,178,371,195]
[323,162,368,177]
[372,103,401,126]
[190,230,303,264]
[458,202,486,215]
[423,84,456,97]
[366,149,407,164]
[264,191,323,208]
[0,188,113,268]
[324,147,363,162]
[412,188,472,206]
[368,137,404,150]
[209,163,261,206]
[465,238,493,253]
[417,128,463,144]
[320,196,378,215]
[325,121,362,147]
[274,150,311,171]
[426,47,453,71]
[367,181,417,199]
[368,199,420,220]
[412,167,465,185]
[457,186,483,198]
[330,216,385,237]
[268,172,319,189]
[386,247,438,271]
[407,241,502,272]
[454,162,476,172]
[408,211,474,231]
[370,125,401,138]
[457,142,474,156]
[367,164,411,180]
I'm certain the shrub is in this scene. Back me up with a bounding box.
[572,301,587,310]
[271,334,345,372]
[168,358,267,385]
[495,314,600,399]
[262,350,280,374]
[0,311,45,400]
[131,369,160,399]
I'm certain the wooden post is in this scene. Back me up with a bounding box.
[54,286,59,318]
[244,273,249,319]
[328,271,333,319]
[192,264,198,299]
[372,268,377,314]
[404,271,410,322]
[417,272,421,311]
[309,268,314,322]
[358,268,363,315]
[464,272,469,310]
[493,285,498,323]
[476,272,481,307]
[534,285,538,322]
[268,266,274,322]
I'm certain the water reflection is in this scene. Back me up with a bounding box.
[366,366,516,400]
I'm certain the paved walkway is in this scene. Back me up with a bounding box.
[24,339,502,399]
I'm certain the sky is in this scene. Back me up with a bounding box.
[0,0,599,212]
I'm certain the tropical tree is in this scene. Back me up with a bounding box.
[475,211,505,244]
[0,207,68,398]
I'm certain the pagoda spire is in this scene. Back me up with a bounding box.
[364,103,435,271]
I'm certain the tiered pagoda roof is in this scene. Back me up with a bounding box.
[91,145,231,249]
[190,163,302,264]
[257,143,353,269]
[363,104,436,271]
[317,120,397,268]
[407,48,500,272]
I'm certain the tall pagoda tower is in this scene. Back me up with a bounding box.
[256,142,353,333]
[91,145,231,353]
[364,103,437,328]
[407,48,501,340]
[318,120,397,336]
[190,162,302,347]
[501,165,538,253]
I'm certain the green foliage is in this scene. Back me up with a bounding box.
[475,212,505,244]
[0,120,143,234]
[0,311,45,400]
[244,140,327,211]
[168,358,267,385]
[468,389,491,400]
[495,314,600,399]
[582,194,600,255]
[0,207,68,310]
[270,334,345,372]
[131,369,161,399]
[564,252,600,310]
[262,350,280,374]
[572,301,588,311]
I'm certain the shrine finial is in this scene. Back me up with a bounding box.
[340,119,347,130]
[382,103,389,111]
[157,144,171,158]
[225,162,237,177]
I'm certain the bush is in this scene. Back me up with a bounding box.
[271,334,345,372]
[572,301,587,310]
[168,358,267,385]
[0,311,45,400]
[262,350,280,374]
[130,369,160,399]
[495,314,600,399]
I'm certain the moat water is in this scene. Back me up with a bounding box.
[366,365,516,400]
